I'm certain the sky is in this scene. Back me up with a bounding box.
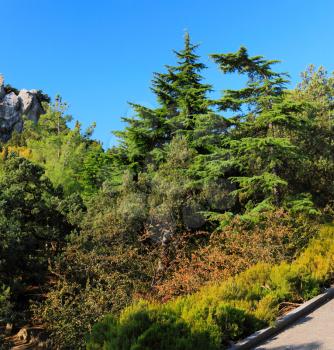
[2,0,334,148]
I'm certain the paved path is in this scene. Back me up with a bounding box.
[255,298,334,350]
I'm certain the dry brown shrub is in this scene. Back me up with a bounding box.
[152,209,317,301]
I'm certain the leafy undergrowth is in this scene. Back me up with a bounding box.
[87,224,334,350]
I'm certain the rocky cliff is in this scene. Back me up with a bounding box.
[0,75,45,141]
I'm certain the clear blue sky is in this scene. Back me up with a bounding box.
[2,0,334,148]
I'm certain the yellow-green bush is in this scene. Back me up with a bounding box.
[87,301,217,350]
[87,225,334,349]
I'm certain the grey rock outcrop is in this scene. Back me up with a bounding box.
[0,75,45,141]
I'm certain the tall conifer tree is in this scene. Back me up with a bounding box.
[207,47,309,219]
[113,33,213,174]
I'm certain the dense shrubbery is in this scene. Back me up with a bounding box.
[31,184,157,348]
[0,156,75,327]
[87,225,334,349]
[152,210,318,301]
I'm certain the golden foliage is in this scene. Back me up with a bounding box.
[0,146,32,160]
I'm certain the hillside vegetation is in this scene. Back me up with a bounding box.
[87,225,334,349]
[1,34,334,349]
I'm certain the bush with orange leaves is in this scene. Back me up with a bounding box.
[152,210,317,302]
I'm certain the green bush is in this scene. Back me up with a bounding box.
[87,224,334,349]
[87,302,215,350]
[0,285,13,323]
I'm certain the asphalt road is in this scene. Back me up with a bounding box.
[255,298,334,350]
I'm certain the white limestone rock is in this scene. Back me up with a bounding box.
[0,76,45,140]
[18,89,44,123]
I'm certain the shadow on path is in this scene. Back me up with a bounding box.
[256,342,322,350]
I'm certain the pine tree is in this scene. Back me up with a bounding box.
[113,33,213,174]
[211,46,288,114]
[152,32,212,134]
[206,47,309,220]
